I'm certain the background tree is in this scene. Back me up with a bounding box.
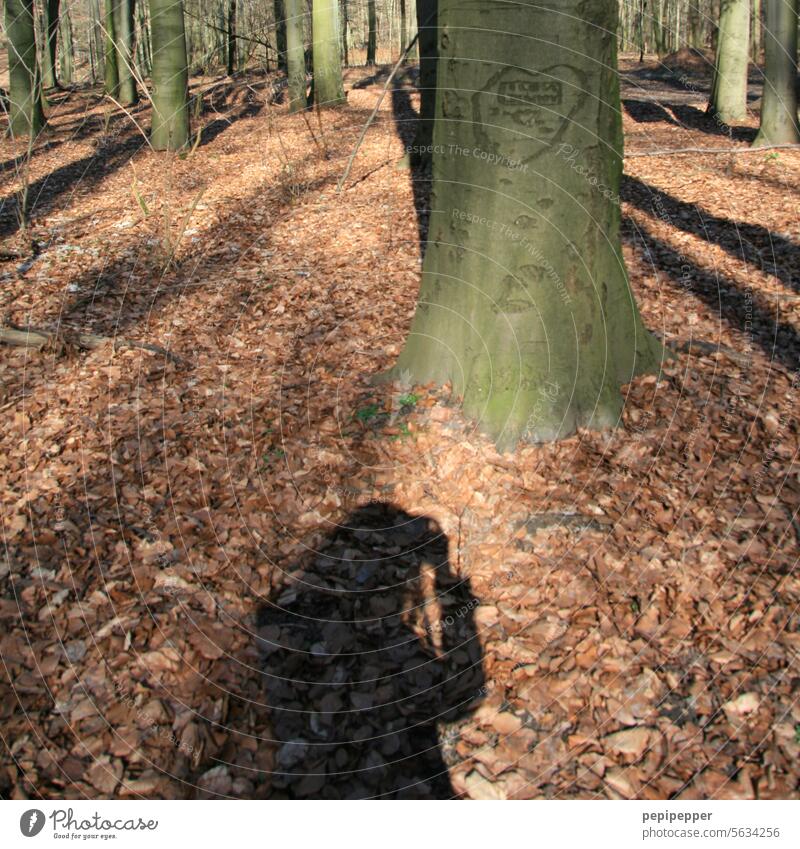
[286,0,306,111]
[41,0,61,89]
[227,0,237,74]
[410,0,436,166]
[5,0,46,136]
[753,0,799,146]
[708,0,750,123]
[112,0,139,104]
[104,0,120,95]
[312,0,344,105]
[385,0,663,448]
[274,0,287,69]
[366,0,376,64]
[149,0,189,149]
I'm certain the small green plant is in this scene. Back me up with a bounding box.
[356,403,381,423]
[397,393,419,408]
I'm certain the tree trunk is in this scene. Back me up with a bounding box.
[341,0,349,66]
[384,0,663,449]
[5,0,45,137]
[411,0,437,166]
[286,0,306,111]
[399,0,407,58]
[751,0,762,62]
[753,0,800,145]
[366,0,377,64]
[59,3,74,85]
[708,0,750,123]
[104,0,120,95]
[226,0,236,75]
[113,0,139,104]
[149,0,189,149]
[312,0,345,105]
[41,0,60,89]
[275,0,287,70]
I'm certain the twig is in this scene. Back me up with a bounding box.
[669,337,751,367]
[626,143,800,158]
[0,324,183,364]
[337,32,420,191]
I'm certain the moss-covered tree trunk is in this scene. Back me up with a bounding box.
[149,0,189,149]
[286,0,306,112]
[112,0,139,104]
[366,0,377,64]
[708,0,750,123]
[753,0,799,146]
[5,0,45,137]
[385,0,663,449]
[59,5,74,85]
[104,0,120,95]
[41,0,61,89]
[411,0,437,166]
[312,0,344,105]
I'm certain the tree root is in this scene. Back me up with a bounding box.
[0,323,184,365]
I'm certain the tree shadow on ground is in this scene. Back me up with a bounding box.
[254,501,485,798]
[665,102,758,142]
[390,82,431,254]
[623,214,800,373]
[622,98,682,126]
[622,175,799,295]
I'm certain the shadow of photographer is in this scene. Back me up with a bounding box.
[255,501,485,798]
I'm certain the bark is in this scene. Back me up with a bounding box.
[708,0,750,123]
[41,0,60,89]
[411,0,437,166]
[312,0,345,105]
[226,0,236,74]
[59,5,74,84]
[275,0,287,70]
[149,0,190,150]
[5,0,45,137]
[112,0,139,105]
[367,0,377,64]
[286,0,306,112]
[104,0,120,95]
[384,0,663,449]
[753,0,800,146]
[399,0,407,58]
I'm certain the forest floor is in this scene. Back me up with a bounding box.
[1,54,799,800]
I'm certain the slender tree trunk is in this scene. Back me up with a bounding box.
[41,0,61,89]
[312,0,345,105]
[90,0,105,80]
[411,0,437,166]
[149,0,189,149]
[399,0,407,58]
[384,0,663,449]
[341,0,349,67]
[104,0,120,95]
[708,0,750,123]
[286,0,306,111]
[366,0,377,64]
[5,0,45,136]
[58,3,74,85]
[275,0,287,70]
[226,0,236,74]
[751,0,762,62]
[753,0,800,145]
[113,0,139,104]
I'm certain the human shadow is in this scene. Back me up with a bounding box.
[255,501,485,798]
